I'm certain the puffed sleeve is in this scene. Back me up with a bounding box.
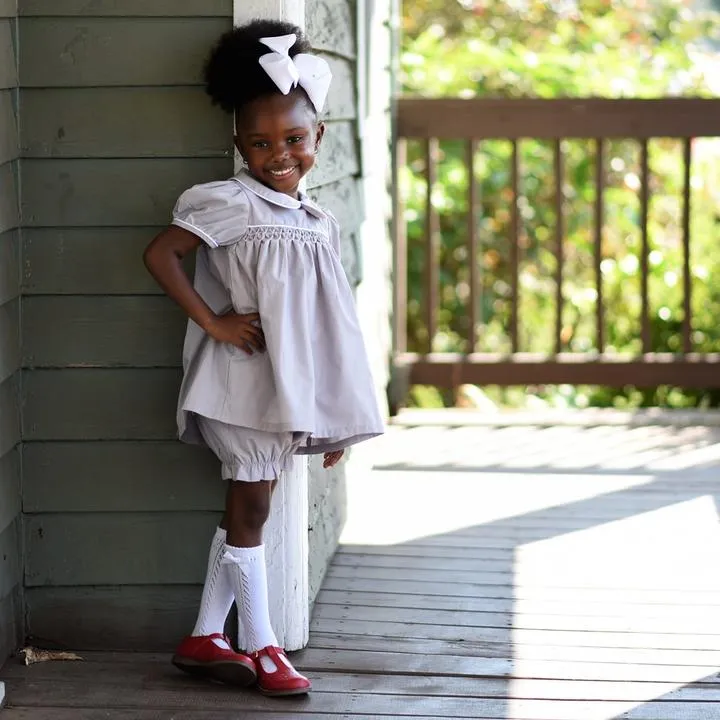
[171,180,250,248]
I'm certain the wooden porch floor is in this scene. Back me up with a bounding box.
[3,415,720,719]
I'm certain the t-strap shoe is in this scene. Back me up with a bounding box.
[172,633,257,686]
[252,646,312,696]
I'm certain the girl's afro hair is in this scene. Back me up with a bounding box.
[204,19,313,115]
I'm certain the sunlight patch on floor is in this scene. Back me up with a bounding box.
[515,495,720,590]
[510,495,720,719]
[340,468,654,546]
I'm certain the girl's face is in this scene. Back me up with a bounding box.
[234,90,324,198]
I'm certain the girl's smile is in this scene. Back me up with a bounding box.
[268,166,297,178]
[265,163,300,187]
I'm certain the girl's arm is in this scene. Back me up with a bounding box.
[143,226,265,354]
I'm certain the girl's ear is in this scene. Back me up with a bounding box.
[234,136,250,168]
[314,122,326,152]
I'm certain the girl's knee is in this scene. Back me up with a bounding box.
[240,502,270,531]
[227,480,272,532]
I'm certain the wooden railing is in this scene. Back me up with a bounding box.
[392,98,720,399]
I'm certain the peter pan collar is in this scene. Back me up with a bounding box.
[232,170,325,219]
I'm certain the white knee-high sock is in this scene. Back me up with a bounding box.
[222,543,278,653]
[191,527,235,637]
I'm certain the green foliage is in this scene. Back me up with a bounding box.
[401,0,720,409]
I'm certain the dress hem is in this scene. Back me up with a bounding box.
[179,407,384,440]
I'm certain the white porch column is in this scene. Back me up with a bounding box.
[233,0,309,653]
[236,1,304,26]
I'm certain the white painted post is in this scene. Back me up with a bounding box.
[257,458,309,651]
[236,0,304,27]
[233,0,310,653]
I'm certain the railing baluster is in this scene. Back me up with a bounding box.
[393,137,407,354]
[510,140,520,353]
[554,140,564,355]
[639,139,651,354]
[425,138,440,353]
[594,138,605,354]
[467,139,480,353]
[682,137,693,354]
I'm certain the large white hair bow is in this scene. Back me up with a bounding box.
[258,34,332,113]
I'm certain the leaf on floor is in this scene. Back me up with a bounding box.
[21,647,84,666]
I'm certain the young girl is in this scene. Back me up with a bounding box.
[143,19,384,697]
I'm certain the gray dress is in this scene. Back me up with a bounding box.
[171,170,385,455]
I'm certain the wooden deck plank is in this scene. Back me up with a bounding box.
[342,511,720,535]
[332,552,720,587]
[321,576,720,605]
[338,537,720,559]
[6,659,720,701]
[326,566,720,592]
[316,589,720,619]
[0,712,503,720]
[0,712,718,720]
[6,664,720,707]
[5,674,720,720]
[338,543,517,559]
[0,712,483,720]
[296,648,720,683]
[310,616,720,651]
[313,602,720,635]
[308,631,720,666]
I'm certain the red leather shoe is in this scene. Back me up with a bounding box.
[172,633,257,687]
[252,646,312,696]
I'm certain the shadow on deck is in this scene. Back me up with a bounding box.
[2,413,720,719]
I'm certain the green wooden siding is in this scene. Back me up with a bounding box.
[19,18,230,86]
[0,21,14,88]
[21,88,231,158]
[25,513,221,587]
[0,3,21,665]
[19,0,233,16]
[23,369,181,440]
[22,228,169,295]
[0,163,17,233]
[24,586,201,651]
[23,442,220,513]
[0,376,19,457]
[21,158,229,226]
[23,296,186,367]
[19,5,233,649]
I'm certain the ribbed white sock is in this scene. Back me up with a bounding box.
[221,543,278,653]
[191,527,235,638]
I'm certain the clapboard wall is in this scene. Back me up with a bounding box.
[18,0,368,650]
[19,1,234,650]
[0,0,21,665]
